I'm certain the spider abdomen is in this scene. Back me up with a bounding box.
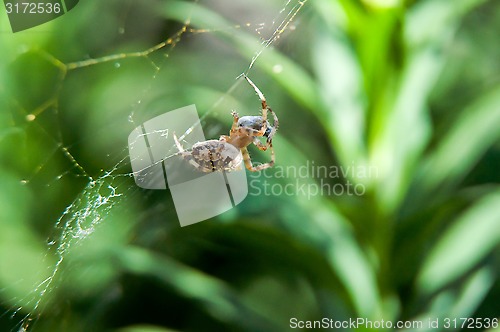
[184,140,242,172]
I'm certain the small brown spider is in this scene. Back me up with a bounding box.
[173,75,279,172]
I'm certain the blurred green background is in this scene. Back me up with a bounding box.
[1,0,499,331]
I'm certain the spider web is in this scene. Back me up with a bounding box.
[0,0,308,330]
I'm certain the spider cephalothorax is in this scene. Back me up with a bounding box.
[174,75,279,172]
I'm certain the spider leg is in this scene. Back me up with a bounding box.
[268,108,279,131]
[243,75,269,136]
[266,107,279,144]
[242,144,275,172]
[173,133,195,163]
[230,111,239,135]
[244,74,267,110]
[252,137,269,151]
[173,132,185,152]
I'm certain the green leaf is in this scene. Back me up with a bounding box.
[116,246,282,331]
[417,189,500,294]
[406,0,489,48]
[312,21,367,167]
[418,87,500,195]
[411,268,494,332]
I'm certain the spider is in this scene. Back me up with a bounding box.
[173,74,279,172]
